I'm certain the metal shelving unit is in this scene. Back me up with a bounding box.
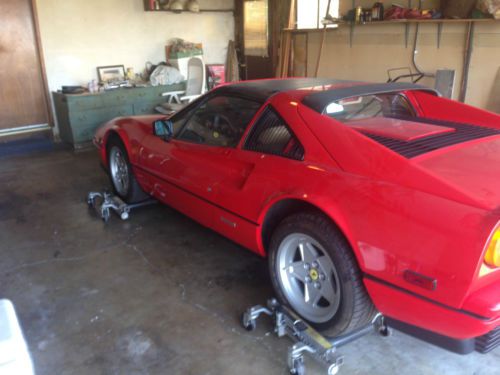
[284,18,498,48]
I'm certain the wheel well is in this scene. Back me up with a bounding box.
[106,131,121,148]
[104,131,125,160]
[261,199,341,254]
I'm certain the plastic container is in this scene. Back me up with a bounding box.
[0,300,35,375]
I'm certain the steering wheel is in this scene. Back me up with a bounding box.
[213,114,239,138]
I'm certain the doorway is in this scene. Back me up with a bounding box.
[0,0,50,136]
[235,0,274,80]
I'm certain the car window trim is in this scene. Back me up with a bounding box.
[169,95,208,138]
[243,104,305,161]
[173,93,264,148]
[321,92,417,119]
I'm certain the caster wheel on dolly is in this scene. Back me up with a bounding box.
[241,312,256,332]
[327,364,339,375]
[87,196,96,208]
[101,208,110,223]
[290,358,305,375]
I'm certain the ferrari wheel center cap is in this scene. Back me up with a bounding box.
[309,268,319,281]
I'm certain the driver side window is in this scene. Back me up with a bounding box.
[176,96,261,147]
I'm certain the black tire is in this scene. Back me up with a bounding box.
[268,212,376,336]
[106,137,148,203]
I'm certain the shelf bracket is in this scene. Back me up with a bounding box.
[437,22,443,48]
[405,23,410,48]
[350,22,355,48]
[459,22,475,103]
[349,0,356,48]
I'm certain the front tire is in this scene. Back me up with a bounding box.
[268,212,375,336]
[107,137,148,203]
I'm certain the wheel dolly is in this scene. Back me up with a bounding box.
[242,299,391,375]
[87,191,157,222]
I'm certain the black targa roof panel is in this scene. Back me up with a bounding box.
[215,78,354,102]
[302,82,439,113]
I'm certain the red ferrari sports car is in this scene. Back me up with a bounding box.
[93,78,499,354]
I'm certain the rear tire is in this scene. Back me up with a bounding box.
[268,212,376,336]
[107,137,148,203]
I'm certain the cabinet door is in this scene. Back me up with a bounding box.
[0,0,49,131]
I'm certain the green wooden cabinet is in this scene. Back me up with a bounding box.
[53,83,185,149]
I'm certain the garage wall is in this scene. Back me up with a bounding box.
[36,0,234,92]
[305,1,500,112]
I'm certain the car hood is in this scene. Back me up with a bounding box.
[415,136,500,210]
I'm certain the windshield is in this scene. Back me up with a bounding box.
[323,93,415,123]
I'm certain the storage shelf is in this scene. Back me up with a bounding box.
[285,18,498,48]
[144,9,234,13]
[284,18,499,33]
[344,18,498,25]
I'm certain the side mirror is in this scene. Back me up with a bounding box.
[153,120,173,141]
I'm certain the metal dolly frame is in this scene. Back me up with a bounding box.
[87,191,157,222]
[242,299,391,375]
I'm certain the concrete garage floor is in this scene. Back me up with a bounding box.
[0,149,498,375]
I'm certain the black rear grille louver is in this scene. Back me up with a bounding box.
[475,326,500,353]
[361,117,500,158]
[245,107,304,161]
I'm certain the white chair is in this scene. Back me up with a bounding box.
[156,57,206,114]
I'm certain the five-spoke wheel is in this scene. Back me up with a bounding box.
[269,212,376,336]
[106,137,148,203]
[277,233,341,323]
[109,146,130,197]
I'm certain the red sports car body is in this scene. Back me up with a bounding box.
[94,79,500,354]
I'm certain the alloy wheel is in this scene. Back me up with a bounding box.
[276,233,341,323]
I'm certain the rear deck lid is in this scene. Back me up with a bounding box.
[347,117,455,141]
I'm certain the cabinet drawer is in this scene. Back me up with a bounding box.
[132,84,186,101]
[69,106,133,127]
[66,95,108,110]
[131,87,156,101]
[133,101,159,115]
[106,92,130,106]
[66,92,127,110]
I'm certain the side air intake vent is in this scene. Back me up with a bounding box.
[476,326,500,353]
[363,117,500,158]
[245,107,304,161]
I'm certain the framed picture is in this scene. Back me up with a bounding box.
[97,65,126,83]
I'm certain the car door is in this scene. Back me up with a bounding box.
[210,106,306,251]
[139,94,262,230]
